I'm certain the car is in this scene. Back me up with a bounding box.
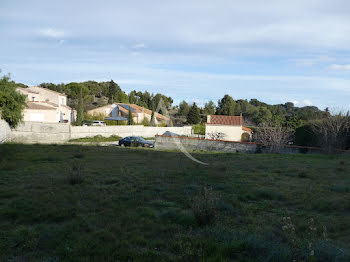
[162,131,180,137]
[119,136,154,148]
[83,120,106,126]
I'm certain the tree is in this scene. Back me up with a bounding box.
[179,100,190,116]
[252,107,272,125]
[129,90,137,104]
[76,87,84,126]
[65,82,89,100]
[311,112,350,153]
[108,80,121,104]
[217,95,236,115]
[0,73,26,128]
[255,123,293,153]
[128,107,134,125]
[187,102,200,124]
[203,100,216,115]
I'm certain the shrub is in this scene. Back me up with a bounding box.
[191,187,219,226]
[67,161,85,185]
[141,117,150,126]
[241,132,250,142]
[193,124,205,135]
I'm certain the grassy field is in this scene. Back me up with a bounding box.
[0,144,349,261]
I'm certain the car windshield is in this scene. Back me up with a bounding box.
[137,137,147,142]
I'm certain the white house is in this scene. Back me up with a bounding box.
[17,86,76,123]
[205,115,252,141]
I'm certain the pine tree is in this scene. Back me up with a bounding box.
[76,87,84,126]
[128,107,134,125]
[187,102,200,124]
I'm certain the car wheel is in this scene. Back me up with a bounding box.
[120,143,125,147]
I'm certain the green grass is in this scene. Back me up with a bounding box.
[69,135,121,142]
[0,144,350,261]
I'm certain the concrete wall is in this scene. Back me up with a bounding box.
[70,125,192,139]
[154,135,337,154]
[10,122,193,143]
[11,122,71,143]
[0,119,11,144]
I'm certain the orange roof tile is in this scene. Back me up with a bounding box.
[242,126,252,133]
[116,103,169,121]
[207,115,243,126]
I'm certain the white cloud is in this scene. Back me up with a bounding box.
[302,99,312,106]
[39,28,65,38]
[290,99,312,107]
[329,64,350,71]
[132,43,146,49]
[294,55,336,67]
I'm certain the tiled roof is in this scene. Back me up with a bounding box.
[87,103,169,121]
[207,115,243,126]
[242,126,253,133]
[116,103,169,121]
[26,102,56,110]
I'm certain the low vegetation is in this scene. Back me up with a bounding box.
[68,135,121,142]
[0,144,349,261]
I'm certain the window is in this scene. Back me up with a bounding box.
[61,98,65,105]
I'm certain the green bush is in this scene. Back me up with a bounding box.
[241,132,250,142]
[193,124,205,135]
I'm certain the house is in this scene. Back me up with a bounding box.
[87,103,169,125]
[16,86,76,123]
[205,115,252,141]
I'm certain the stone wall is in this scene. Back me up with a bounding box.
[154,135,342,154]
[10,122,193,143]
[0,119,11,144]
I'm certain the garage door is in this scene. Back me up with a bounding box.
[30,113,44,122]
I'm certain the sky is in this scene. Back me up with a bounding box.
[1,0,350,109]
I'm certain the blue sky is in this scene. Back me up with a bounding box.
[1,0,350,109]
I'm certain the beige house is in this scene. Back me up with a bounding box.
[87,103,169,125]
[205,115,252,141]
[17,86,75,123]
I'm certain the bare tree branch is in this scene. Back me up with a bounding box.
[311,111,350,153]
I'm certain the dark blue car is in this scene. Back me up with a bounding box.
[119,136,154,148]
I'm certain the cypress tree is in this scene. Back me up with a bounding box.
[128,107,134,125]
[187,102,200,124]
[76,87,84,126]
